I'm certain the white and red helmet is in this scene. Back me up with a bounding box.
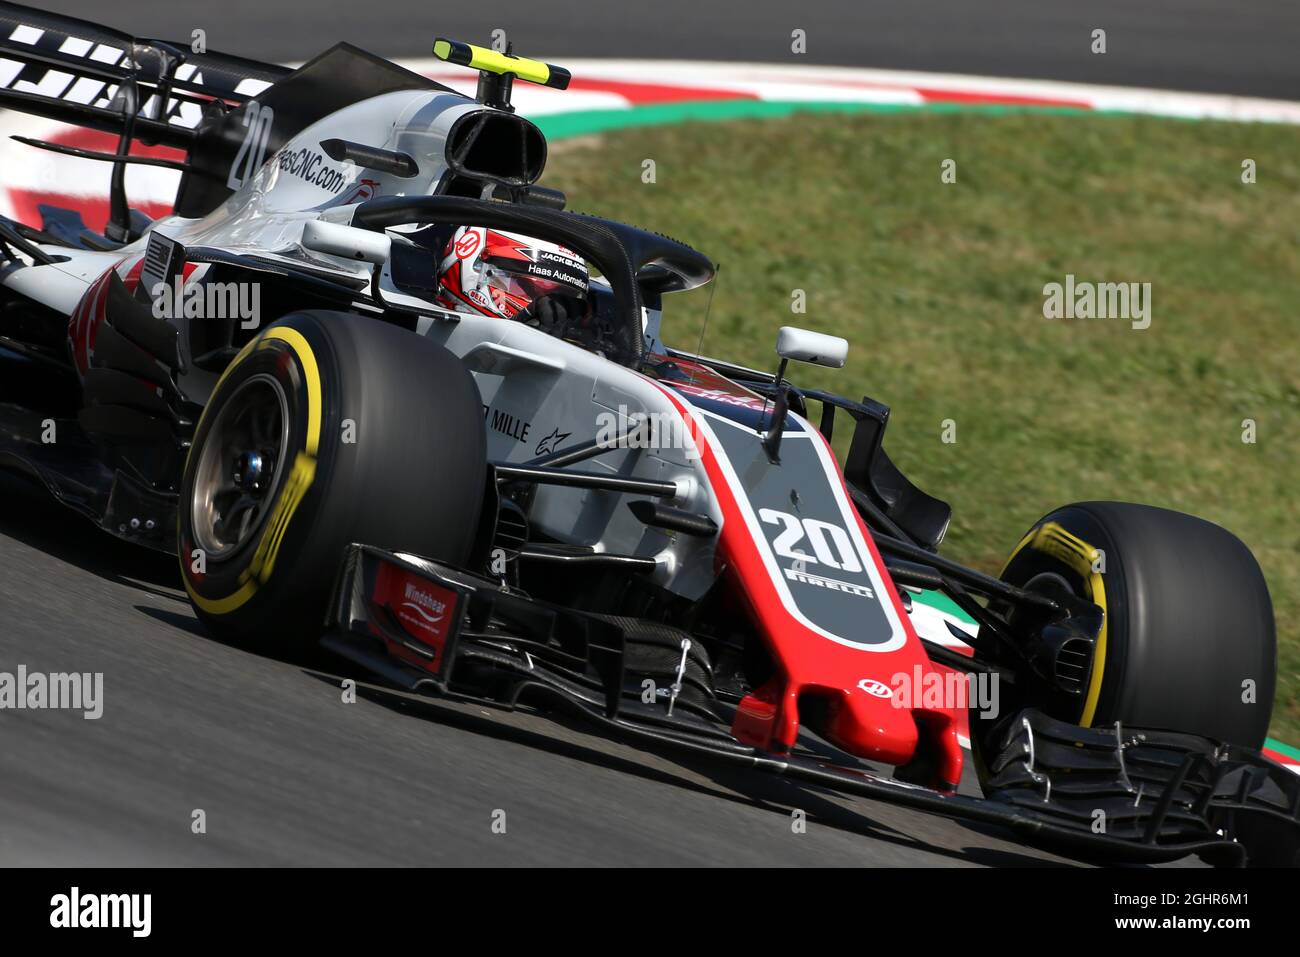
[435,226,589,320]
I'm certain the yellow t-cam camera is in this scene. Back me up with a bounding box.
[432,38,571,90]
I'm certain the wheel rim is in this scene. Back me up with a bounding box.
[191,373,291,560]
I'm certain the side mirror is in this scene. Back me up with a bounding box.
[763,327,848,464]
[776,326,848,369]
[302,219,391,265]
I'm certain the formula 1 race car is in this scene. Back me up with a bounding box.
[0,2,1295,866]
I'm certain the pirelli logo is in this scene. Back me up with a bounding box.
[785,566,874,598]
[1030,522,1100,579]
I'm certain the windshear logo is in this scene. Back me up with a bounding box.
[400,582,446,624]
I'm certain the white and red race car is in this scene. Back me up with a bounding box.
[0,2,1295,866]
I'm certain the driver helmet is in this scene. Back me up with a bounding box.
[435,225,589,321]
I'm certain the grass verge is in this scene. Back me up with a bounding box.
[544,111,1300,741]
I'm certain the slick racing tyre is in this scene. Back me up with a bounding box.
[179,311,486,650]
[998,501,1275,747]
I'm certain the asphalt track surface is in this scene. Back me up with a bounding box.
[35,0,1300,100]
[0,0,1257,867]
[0,469,1121,867]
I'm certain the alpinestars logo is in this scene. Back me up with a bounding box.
[534,427,571,456]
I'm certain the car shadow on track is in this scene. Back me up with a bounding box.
[299,666,1080,867]
[0,470,347,673]
[0,470,181,595]
[136,603,352,676]
[0,471,1148,867]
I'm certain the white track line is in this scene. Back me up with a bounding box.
[6,57,1300,210]
[411,58,1300,124]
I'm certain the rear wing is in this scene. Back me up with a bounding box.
[0,2,446,234]
[0,1,289,149]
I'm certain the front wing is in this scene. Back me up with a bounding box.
[322,544,1300,867]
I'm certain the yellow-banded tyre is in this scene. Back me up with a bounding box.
[998,501,1275,747]
[178,311,486,650]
